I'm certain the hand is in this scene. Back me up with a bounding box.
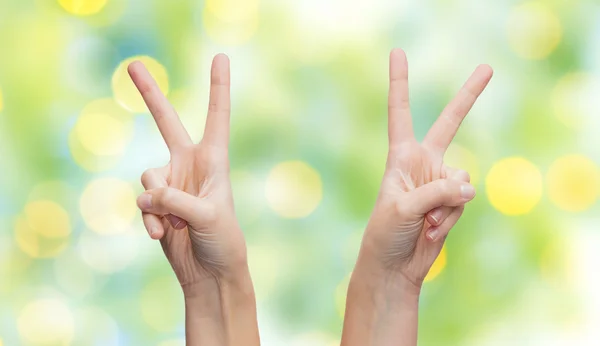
[361,48,493,287]
[341,49,492,346]
[130,54,259,345]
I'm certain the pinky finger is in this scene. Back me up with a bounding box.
[143,212,165,240]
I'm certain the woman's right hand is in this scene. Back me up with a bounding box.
[130,54,260,346]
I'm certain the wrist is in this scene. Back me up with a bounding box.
[341,248,421,346]
[183,267,260,346]
[357,232,424,294]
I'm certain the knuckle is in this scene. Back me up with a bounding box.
[140,169,153,187]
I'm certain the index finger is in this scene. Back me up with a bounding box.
[202,54,231,149]
[423,64,493,154]
[128,61,192,151]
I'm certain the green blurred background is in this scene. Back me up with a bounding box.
[1,0,600,345]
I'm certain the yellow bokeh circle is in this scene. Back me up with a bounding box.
[552,73,599,130]
[25,200,71,238]
[73,98,134,156]
[15,200,71,258]
[486,157,543,215]
[265,161,323,218]
[547,155,599,212]
[17,299,74,345]
[58,0,108,16]
[112,56,169,113]
[205,0,260,23]
[203,8,259,45]
[424,245,447,282]
[80,178,137,234]
[507,2,562,60]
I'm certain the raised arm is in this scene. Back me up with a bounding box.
[341,48,493,346]
[129,54,260,346]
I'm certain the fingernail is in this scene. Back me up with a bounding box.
[150,226,158,237]
[430,208,443,224]
[427,228,440,241]
[138,193,152,209]
[460,184,476,199]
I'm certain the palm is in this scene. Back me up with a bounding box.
[130,55,246,285]
[368,49,493,284]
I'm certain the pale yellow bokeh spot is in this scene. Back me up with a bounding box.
[140,277,182,332]
[265,161,323,218]
[80,178,137,234]
[335,272,351,319]
[486,157,543,215]
[112,56,169,113]
[15,200,71,258]
[547,155,599,212]
[203,8,259,45]
[25,200,71,238]
[445,144,480,186]
[74,306,119,345]
[552,73,599,130]
[17,299,74,345]
[58,0,107,16]
[205,0,260,22]
[73,98,133,156]
[424,245,447,282]
[69,130,121,172]
[507,2,562,60]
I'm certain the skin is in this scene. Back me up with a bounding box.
[130,54,260,346]
[341,48,493,346]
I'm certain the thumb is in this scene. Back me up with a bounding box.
[407,179,475,216]
[137,187,216,228]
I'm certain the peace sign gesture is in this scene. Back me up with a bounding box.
[360,48,493,287]
[131,54,247,284]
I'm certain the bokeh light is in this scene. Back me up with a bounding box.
[202,4,259,45]
[79,228,141,273]
[112,56,170,113]
[424,245,447,283]
[486,157,543,215]
[79,178,137,234]
[73,306,120,345]
[58,0,108,16]
[15,200,71,258]
[552,73,600,130]
[546,155,599,212]
[265,161,323,219]
[72,98,134,156]
[54,250,97,298]
[17,299,74,345]
[507,2,562,60]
